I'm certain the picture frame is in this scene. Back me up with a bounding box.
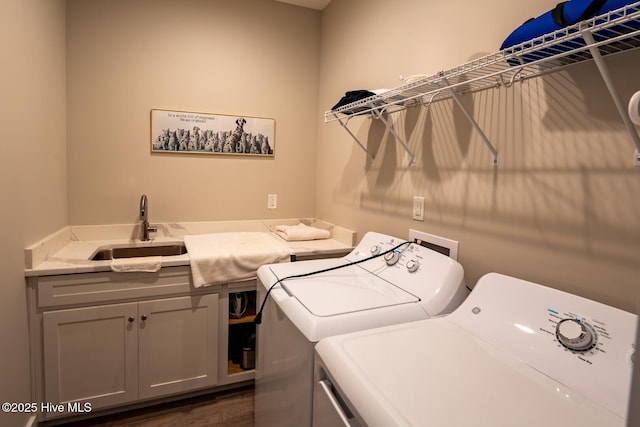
[151,109,275,156]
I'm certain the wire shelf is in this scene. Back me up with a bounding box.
[325,1,640,122]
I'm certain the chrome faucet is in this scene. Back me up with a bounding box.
[139,194,157,241]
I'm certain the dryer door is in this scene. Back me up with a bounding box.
[313,379,359,427]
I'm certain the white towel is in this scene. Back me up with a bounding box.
[275,223,331,241]
[184,232,292,288]
[110,256,163,273]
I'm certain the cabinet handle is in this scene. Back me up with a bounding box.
[128,316,135,323]
[141,315,147,321]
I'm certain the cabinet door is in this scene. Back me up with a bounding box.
[138,294,219,399]
[43,302,139,413]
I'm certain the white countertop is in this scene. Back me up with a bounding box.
[25,218,355,277]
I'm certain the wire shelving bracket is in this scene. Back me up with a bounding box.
[333,109,417,166]
[443,77,499,166]
[581,29,640,166]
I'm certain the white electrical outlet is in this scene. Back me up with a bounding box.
[268,194,277,209]
[412,196,424,221]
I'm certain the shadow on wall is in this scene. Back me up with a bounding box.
[332,51,640,270]
[542,49,640,130]
[360,86,476,187]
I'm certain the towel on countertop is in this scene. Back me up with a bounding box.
[275,223,331,241]
[184,232,293,288]
[110,256,163,273]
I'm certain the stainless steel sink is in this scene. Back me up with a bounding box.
[90,244,187,261]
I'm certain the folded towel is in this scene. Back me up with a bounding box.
[331,90,377,113]
[110,256,162,273]
[184,232,292,288]
[275,223,331,241]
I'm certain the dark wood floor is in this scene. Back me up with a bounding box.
[60,386,254,427]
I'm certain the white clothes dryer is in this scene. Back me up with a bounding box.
[254,232,468,427]
[313,272,637,427]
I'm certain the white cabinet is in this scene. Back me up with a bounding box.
[42,294,219,414]
[138,294,219,399]
[43,302,139,410]
[29,267,224,421]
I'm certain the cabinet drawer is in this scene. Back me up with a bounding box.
[37,267,214,308]
[227,279,257,291]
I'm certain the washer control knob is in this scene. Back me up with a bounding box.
[406,259,420,272]
[555,319,596,352]
[370,245,381,256]
[384,250,400,266]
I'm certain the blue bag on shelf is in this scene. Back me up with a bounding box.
[500,0,640,63]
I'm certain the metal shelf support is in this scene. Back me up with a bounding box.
[444,77,499,166]
[334,114,375,162]
[334,111,417,166]
[582,29,640,167]
[372,109,416,166]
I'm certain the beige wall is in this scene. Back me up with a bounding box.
[1,2,638,423]
[66,0,321,225]
[0,0,67,425]
[317,0,640,312]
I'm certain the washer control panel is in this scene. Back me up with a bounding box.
[451,273,637,419]
[538,306,631,368]
[347,232,457,276]
[361,239,419,272]
[344,232,466,315]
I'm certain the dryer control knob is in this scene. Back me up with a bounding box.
[384,251,400,266]
[406,259,419,272]
[370,245,381,256]
[555,318,596,352]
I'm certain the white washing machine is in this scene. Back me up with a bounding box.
[254,231,468,427]
[313,272,638,427]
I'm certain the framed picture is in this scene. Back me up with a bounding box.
[151,109,275,156]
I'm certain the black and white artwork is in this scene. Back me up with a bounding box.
[151,109,275,156]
